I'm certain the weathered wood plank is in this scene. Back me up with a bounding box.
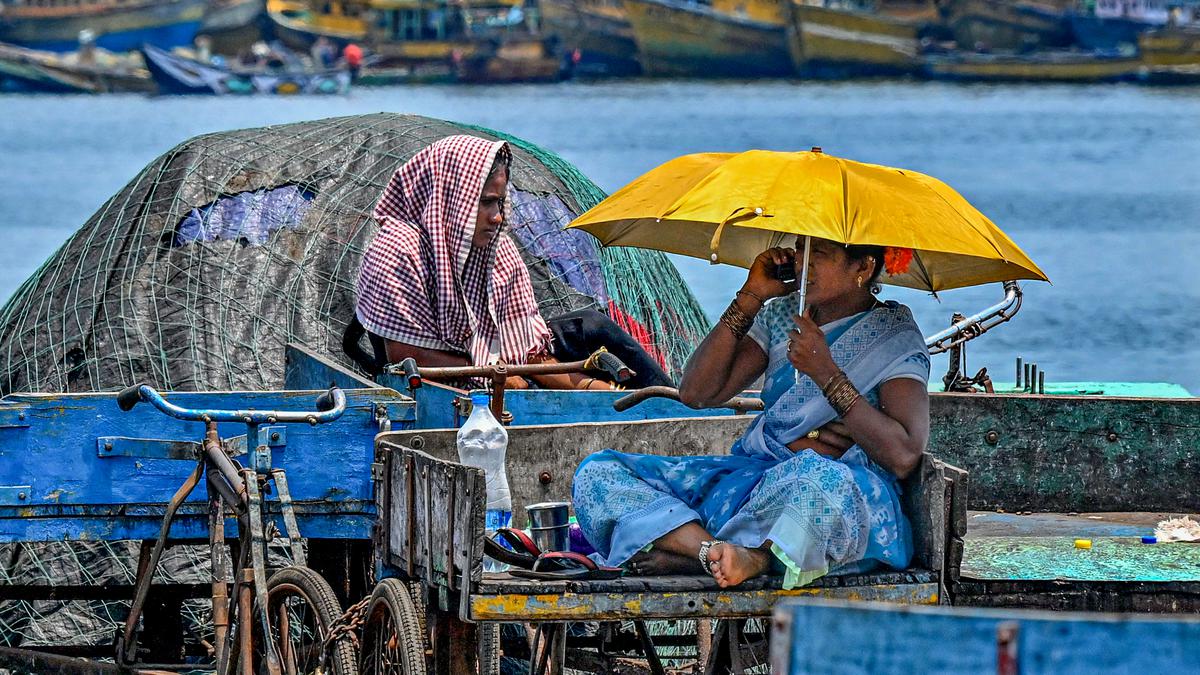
[772,598,1200,674]
[469,583,940,621]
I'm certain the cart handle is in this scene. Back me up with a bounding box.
[613,386,764,414]
[116,383,347,424]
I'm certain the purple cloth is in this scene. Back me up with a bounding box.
[174,184,313,247]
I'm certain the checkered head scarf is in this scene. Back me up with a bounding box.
[355,135,553,366]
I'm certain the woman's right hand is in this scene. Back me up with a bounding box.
[743,247,799,302]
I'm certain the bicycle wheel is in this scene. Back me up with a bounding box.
[250,565,359,675]
[359,578,426,675]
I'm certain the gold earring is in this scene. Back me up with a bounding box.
[856,275,863,288]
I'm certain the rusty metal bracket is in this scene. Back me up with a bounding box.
[270,469,307,567]
[97,436,204,460]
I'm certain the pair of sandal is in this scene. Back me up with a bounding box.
[484,528,623,581]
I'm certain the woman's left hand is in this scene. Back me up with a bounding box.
[786,309,838,383]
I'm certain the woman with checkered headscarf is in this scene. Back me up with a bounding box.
[353,134,670,390]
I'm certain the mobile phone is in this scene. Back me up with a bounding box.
[773,262,797,283]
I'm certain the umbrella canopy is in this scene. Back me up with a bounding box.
[568,149,1048,291]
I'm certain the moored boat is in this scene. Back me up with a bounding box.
[0,0,206,53]
[1138,25,1200,65]
[923,49,1141,81]
[0,40,154,93]
[140,43,350,94]
[363,0,567,83]
[265,0,366,51]
[788,2,921,77]
[622,0,793,77]
[541,0,642,76]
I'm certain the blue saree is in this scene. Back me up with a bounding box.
[571,296,930,588]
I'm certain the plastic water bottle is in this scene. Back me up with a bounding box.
[456,390,512,572]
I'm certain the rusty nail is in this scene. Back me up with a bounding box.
[985,430,999,445]
[539,471,552,485]
[1107,432,1119,442]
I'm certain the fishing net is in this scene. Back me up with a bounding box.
[0,112,709,395]
[0,114,711,655]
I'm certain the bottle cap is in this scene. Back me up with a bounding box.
[469,389,491,404]
[1074,539,1092,549]
[1142,536,1157,544]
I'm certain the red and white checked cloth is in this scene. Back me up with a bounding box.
[355,135,552,366]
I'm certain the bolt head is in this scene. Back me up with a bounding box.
[985,430,1000,445]
[270,432,281,442]
[17,492,26,500]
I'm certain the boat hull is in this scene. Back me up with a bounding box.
[542,0,642,75]
[0,0,206,52]
[264,1,365,51]
[622,0,792,77]
[1067,13,1154,51]
[1138,27,1200,66]
[924,51,1141,82]
[789,4,920,77]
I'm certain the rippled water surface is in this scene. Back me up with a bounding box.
[1,81,1197,392]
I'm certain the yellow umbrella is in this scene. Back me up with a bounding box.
[568,148,1048,293]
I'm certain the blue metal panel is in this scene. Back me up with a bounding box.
[0,389,413,542]
[774,599,1200,674]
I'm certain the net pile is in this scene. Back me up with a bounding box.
[0,113,709,395]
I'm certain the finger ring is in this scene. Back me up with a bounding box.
[807,430,820,440]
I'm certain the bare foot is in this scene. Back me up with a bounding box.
[706,543,771,588]
[625,549,705,576]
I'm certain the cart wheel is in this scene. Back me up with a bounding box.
[479,623,501,675]
[359,578,426,675]
[252,565,359,675]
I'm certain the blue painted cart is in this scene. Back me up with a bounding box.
[771,598,1200,674]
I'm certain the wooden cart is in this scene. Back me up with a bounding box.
[363,415,968,674]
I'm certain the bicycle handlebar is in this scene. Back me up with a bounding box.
[116,383,347,424]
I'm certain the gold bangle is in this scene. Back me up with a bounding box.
[719,300,754,340]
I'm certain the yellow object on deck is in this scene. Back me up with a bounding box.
[1075,539,1093,550]
[568,148,1048,292]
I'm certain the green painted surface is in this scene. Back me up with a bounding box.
[928,395,1200,513]
[962,536,1200,582]
[930,381,1195,398]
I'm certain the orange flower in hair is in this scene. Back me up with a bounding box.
[884,247,914,276]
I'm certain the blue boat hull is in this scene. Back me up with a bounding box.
[1069,13,1154,51]
[0,0,206,52]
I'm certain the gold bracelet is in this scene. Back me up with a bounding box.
[735,289,765,307]
[719,300,754,341]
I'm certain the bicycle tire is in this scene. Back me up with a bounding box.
[251,565,359,675]
[359,578,426,675]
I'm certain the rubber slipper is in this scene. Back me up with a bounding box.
[510,551,624,581]
[484,535,537,569]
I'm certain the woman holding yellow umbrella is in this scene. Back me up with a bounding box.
[570,149,1046,588]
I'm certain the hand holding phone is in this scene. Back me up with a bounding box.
[773,260,797,283]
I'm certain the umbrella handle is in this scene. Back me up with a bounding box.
[794,236,811,385]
